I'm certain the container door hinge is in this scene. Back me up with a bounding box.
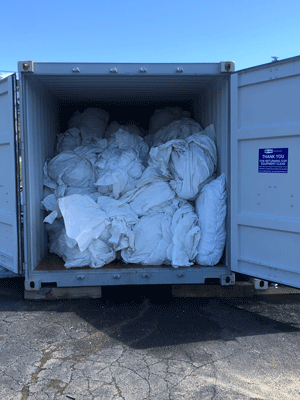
[22,263,27,273]
[220,61,235,73]
[18,142,24,151]
[20,204,25,212]
[18,61,34,73]
[16,79,20,88]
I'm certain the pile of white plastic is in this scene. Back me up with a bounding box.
[42,107,227,268]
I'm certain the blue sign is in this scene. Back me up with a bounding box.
[258,148,288,173]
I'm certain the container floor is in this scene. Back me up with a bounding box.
[35,254,221,271]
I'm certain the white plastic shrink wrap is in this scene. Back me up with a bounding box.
[149,107,191,135]
[45,151,96,190]
[68,107,109,143]
[105,122,143,139]
[150,118,203,146]
[55,128,82,154]
[171,201,201,268]
[73,139,108,165]
[119,179,176,217]
[121,199,200,267]
[44,194,138,268]
[42,106,226,269]
[94,148,144,199]
[148,126,217,200]
[121,206,174,266]
[195,174,227,266]
[107,129,149,164]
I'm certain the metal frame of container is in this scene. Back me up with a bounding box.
[18,62,235,291]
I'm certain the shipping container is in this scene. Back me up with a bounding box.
[1,57,300,299]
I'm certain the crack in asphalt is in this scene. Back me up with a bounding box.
[111,374,126,400]
[21,346,55,400]
[147,350,238,399]
[19,298,152,399]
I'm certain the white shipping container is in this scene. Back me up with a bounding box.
[1,57,300,298]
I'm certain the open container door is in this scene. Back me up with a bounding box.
[0,74,21,274]
[231,56,300,288]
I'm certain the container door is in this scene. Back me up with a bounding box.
[0,74,21,274]
[231,57,300,288]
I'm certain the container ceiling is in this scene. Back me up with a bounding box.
[29,75,221,102]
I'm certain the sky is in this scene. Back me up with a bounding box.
[1,0,300,76]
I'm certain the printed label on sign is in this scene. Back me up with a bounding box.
[258,148,288,173]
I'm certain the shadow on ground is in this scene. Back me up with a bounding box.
[1,277,299,350]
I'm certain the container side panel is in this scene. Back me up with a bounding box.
[238,226,300,273]
[0,75,19,273]
[231,59,300,287]
[23,76,57,272]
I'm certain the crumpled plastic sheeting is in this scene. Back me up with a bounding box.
[41,194,57,212]
[195,174,227,266]
[45,151,96,192]
[150,118,203,147]
[73,139,108,166]
[45,195,109,252]
[97,196,137,251]
[68,108,109,143]
[56,128,82,154]
[95,148,144,198]
[149,127,217,200]
[170,201,201,268]
[42,189,99,215]
[44,193,200,269]
[105,122,142,139]
[64,187,99,202]
[44,194,139,268]
[149,107,191,135]
[42,114,224,269]
[120,179,176,217]
[121,205,174,265]
[107,129,149,164]
[50,232,116,269]
[45,218,65,250]
[121,199,200,267]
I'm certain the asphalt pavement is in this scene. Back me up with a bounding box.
[1,277,300,400]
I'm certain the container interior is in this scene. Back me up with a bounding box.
[20,73,231,273]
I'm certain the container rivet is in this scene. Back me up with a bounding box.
[76,275,85,280]
[291,205,294,207]
[176,67,183,73]
[140,67,147,73]
[110,68,118,73]
[72,67,80,73]
[291,194,294,197]
[258,203,260,205]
